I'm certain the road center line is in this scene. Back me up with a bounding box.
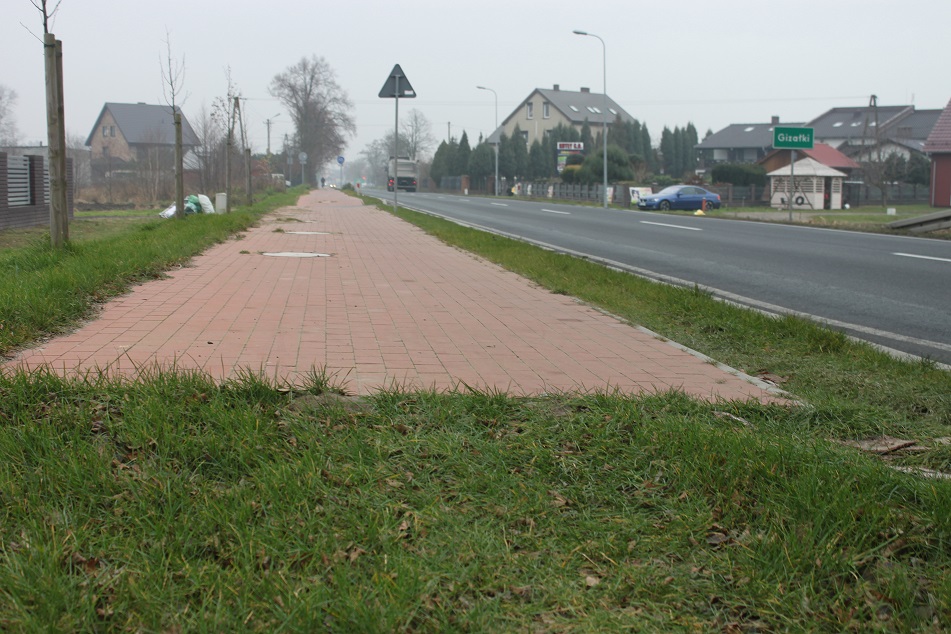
[894,252,951,264]
[490,202,508,207]
[542,209,570,215]
[640,221,702,232]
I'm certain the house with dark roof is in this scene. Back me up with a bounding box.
[489,85,635,148]
[696,116,800,167]
[923,97,951,207]
[805,104,941,161]
[85,102,198,179]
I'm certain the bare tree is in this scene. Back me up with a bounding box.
[361,132,411,185]
[193,102,226,193]
[401,109,436,161]
[30,0,68,247]
[0,85,19,145]
[29,0,63,34]
[269,56,355,185]
[161,29,186,218]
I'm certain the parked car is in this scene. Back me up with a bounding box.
[637,185,721,211]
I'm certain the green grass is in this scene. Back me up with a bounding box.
[0,369,948,631]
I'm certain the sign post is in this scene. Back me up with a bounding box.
[298,151,307,187]
[379,64,416,211]
[337,155,345,187]
[773,127,814,220]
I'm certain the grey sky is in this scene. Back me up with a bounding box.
[4,0,949,173]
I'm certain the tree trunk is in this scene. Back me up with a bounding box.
[175,111,184,219]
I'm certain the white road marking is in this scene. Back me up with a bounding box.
[490,202,508,207]
[894,252,951,264]
[542,209,570,215]
[640,221,702,231]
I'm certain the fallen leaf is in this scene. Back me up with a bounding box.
[841,436,916,455]
[585,575,601,587]
[706,532,731,547]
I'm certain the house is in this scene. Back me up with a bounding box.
[696,116,801,166]
[923,97,951,207]
[488,85,636,148]
[805,104,941,161]
[85,102,198,180]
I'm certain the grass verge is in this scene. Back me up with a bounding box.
[0,368,948,631]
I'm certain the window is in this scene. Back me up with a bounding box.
[569,105,579,112]
[526,102,534,119]
[609,108,617,116]
[110,126,116,137]
[543,102,550,118]
[102,126,108,137]
[520,130,528,145]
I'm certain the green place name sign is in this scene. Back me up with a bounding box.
[773,126,814,150]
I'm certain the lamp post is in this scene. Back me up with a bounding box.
[573,29,608,208]
[264,113,280,156]
[476,85,499,196]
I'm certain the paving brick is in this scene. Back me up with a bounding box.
[5,190,783,402]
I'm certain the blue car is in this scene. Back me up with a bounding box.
[637,185,721,211]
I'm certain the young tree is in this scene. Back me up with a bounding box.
[270,56,355,185]
[161,29,186,218]
[0,85,19,145]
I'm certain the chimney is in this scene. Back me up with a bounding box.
[771,116,779,125]
[553,84,560,91]
[580,87,590,93]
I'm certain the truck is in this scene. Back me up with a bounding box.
[386,157,418,192]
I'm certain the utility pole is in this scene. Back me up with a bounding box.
[264,114,280,155]
[236,98,251,206]
[225,96,238,213]
[174,110,184,220]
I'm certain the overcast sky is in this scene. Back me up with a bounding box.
[4,0,950,172]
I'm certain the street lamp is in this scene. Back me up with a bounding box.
[264,113,280,155]
[573,29,609,208]
[476,85,499,196]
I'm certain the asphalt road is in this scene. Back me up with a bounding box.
[369,189,951,365]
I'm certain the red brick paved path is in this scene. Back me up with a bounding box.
[6,190,780,400]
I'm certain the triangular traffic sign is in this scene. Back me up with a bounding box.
[378,64,416,99]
